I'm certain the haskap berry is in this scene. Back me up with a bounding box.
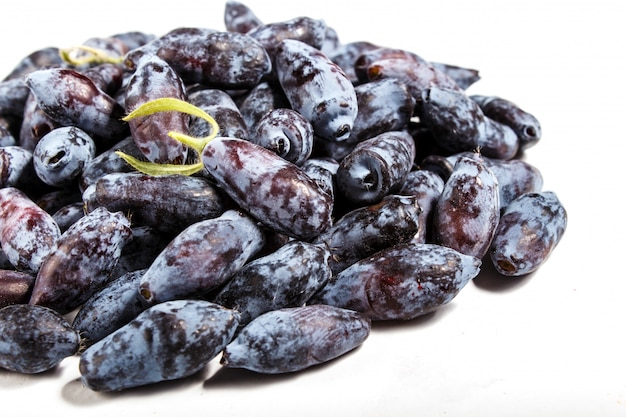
[0,0,566,391]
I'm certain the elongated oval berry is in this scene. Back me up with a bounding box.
[201,137,333,240]
[94,172,228,234]
[310,242,481,320]
[470,94,542,150]
[24,68,129,146]
[335,130,416,206]
[221,304,370,374]
[490,191,567,276]
[159,30,271,89]
[275,39,358,142]
[139,209,265,305]
[124,53,189,164]
[212,240,331,327]
[0,187,61,274]
[433,155,500,259]
[314,194,421,274]
[0,304,80,374]
[29,207,132,314]
[79,299,240,391]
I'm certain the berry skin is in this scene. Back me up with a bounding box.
[29,207,132,315]
[221,304,371,374]
[138,209,265,305]
[275,39,358,142]
[433,154,500,259]
[310,242,481,320]
[490,191,567,276]
[0,304,80,374]
[201,137,333,240]
[0,187,61,274]
[79,299,240,391]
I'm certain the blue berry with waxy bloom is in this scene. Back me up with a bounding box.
[0,304,80,374]
[221,304,370,374]
[79,299,240,391]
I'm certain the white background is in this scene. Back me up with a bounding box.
[0,1,624,416]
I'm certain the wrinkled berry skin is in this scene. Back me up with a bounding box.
[212,240,331,327]
[275,39,358,142]
[0,270,36,308]
[470,94,542,151]
[79,299,240,391]
[73,269,148,347]
[124,53,189,164]
[490,191,567,276]
[314,194,421,274]
[94,172,228,234]
[336,130,416,206]
[433,155,500,259]
[224,0,263,33]
[201,137,333,241]
[29,207,132,314]
[349,78,415,145]
[139,210,265,305]
[24,68,129,146]
[221,304,370,374]
[310,243,481,320]
[0,187,61,274]
[398,169,445,243]
[33,126,96,188]
[250,108,314,166]
[0,304,80,374]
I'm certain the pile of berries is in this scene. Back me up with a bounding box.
[0,1,566,391]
